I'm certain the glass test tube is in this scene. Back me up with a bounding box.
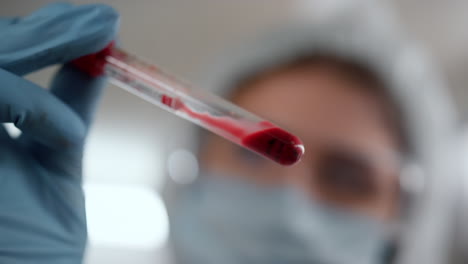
[104,48,304,166]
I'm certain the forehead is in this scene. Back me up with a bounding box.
[231,63,400,160]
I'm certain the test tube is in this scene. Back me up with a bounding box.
[74,46,304,166]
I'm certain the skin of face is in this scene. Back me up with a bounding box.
[199,60,402,220]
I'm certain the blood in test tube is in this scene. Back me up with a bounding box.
[71,42,115,77]
[72,44,304,166]
[241,123,304,165]
[161,95,304,165]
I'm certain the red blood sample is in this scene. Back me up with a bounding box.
[72,42,115,77]
[161,95,304,165]
[73,46,304,165]
[241,126,304,165]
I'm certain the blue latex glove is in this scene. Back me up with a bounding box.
[0,3,119,263]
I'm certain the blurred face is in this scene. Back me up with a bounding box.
[200,60,402,220]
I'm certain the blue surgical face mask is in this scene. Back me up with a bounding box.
[170,173,392,264]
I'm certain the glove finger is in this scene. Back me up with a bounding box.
[0,17,18,28]
[0,3,74,31]
[0,3,119,76]
[0,69,85,151]
[51,63,107,129]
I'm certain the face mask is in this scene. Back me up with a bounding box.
[170,173,392,264]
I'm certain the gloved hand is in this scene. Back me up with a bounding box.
[0,3,119,263]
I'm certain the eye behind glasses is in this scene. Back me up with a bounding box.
[315,149,379,203]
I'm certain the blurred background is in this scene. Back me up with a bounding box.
[1,0,467,263]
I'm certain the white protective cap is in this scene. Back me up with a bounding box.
[170,2,463,263]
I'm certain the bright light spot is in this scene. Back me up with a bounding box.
[167,149,199,184]
[2,123,22,138]
[84,184,169,250]
[83,132,164,187]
